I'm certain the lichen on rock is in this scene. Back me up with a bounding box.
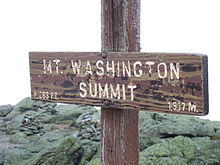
[0,98,220,165]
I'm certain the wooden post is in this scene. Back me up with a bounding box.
[28,1,209,165]
[28,0,209,164]
[101,0,140,164]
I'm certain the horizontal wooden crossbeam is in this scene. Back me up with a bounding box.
[29,52,208,116]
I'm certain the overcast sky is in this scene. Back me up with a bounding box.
[0,0,219,121]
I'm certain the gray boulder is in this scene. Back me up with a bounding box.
[0,104,13,117]
[139,111,220,138]
[1,98,220,165]
[27,137,84,165]
[140,136,220,165]
[1,136,83,165]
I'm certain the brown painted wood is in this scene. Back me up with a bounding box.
[101,0,140,164]
[28,0,209,165]
[29,52,209,116]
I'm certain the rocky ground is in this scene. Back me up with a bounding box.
[0,97,220,165]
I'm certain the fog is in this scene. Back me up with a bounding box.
[0,0,219,121]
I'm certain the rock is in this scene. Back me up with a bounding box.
[0,104,13,117]
[10,132,29,144]
[140,136,220,165]
[76,111,101,142]
[47,104,96,125]
[19,113,44,136]
[1,136,84,165]
[1,119,21,135]
[13,97,34,112]
[90,135,101,142]
[139,111,220,138]
[139,135,161,152]
[1,97,220,165]
[139,112,220,164]
[0,147,28,165]
[32,100,57,113]
[76,111,100,126]
[27,137,84,165]
[19,127,29,132]
[88,158,101,165]
[72,131,79,138]
[87,147,101,165]
[82,133,92,139]
[80,141,100,165]
[39,130,69,143]
[86,127,95,133]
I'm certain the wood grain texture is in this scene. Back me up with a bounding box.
[29,52,208,116]
[101,0,140,164]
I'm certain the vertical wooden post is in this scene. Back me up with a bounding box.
[101,0,140,164]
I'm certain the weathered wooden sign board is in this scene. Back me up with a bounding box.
[29,52,208,115]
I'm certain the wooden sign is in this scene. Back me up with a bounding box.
[29,52,208,115]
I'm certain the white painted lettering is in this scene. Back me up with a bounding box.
[107,61,115,77]
[173,102,177,111]
[43,59,52,74]
[33,90,58,100]
[71,60,81,75]
[182,102,186,111]
[188,102,197,112]
[122,84,126,100]
[98,83,109,99]
[96,60,104,76]
[133,61,143,77]
[53,59,60,74]
[110,84,120,99]
[85,61,93,75]
[168,101,194,112]
[89,83,97,97]
[158,62,167,79]
[79,82,87,98]
[117,61,120,77]
[122,61,131,77]
[145,61,155,75]
[170,63,180,79]
[128,84,137,101]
